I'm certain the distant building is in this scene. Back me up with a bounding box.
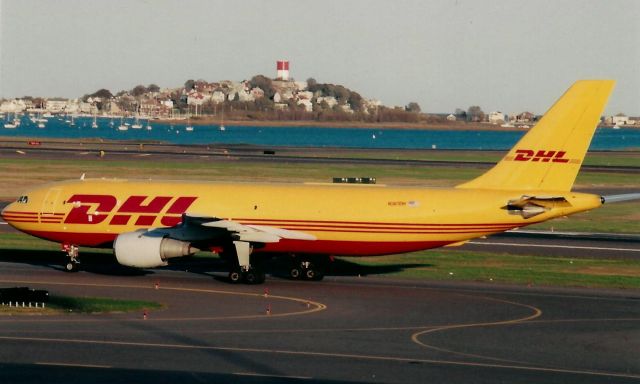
[488,111,505,124]
[276,60,290,81]
[210,91,226,104]
[250,87,265,99]
[0,100,27,113]
[609,114,634,126]
[187,91,206,106]
[297,99,312,112]
[515,111,534,123]
[446,114,456,121]
[317,96,338,108]
[45,99,67,112]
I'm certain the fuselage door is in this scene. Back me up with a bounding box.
[41,188,61,215]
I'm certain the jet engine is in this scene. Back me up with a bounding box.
[114,230,198,268]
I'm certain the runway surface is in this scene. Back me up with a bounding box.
[1,141,638,174]
[0,261,638,383]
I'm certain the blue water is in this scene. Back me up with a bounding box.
[2,115,639,150]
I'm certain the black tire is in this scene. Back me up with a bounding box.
[304,268,316,280]
[65,262,79,272]
[311,269,325,281]
[228,269,243,284]
[289,267,301,279]
[244,269,265,285]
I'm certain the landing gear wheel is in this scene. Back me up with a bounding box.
[65,261,79,273]
[63,245,80,273]
[289,267,301,280]
[228,269,243,284]
[304,267,316,280]
[244,268,266,285]
[304,267,325,281]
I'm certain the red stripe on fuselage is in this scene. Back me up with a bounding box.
[23,229,453,255]
[234,218,516,227]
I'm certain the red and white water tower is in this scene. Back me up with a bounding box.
[276,60,290,81]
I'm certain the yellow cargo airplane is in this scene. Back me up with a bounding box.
[2,80,635,284]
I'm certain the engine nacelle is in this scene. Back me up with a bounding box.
[114,230,198,268]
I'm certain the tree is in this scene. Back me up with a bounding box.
[131,85,147,97]
[405,102,421,113]
[467,105,485,122]
[90,89,113,99]
[147,84,160,93]
[348,91,364,112]
[307,77,318,91]
[184,79,195,91]
[249,75,275,99]
[454,108,466,119]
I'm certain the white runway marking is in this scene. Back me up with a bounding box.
[468,241,640,252]
[36,362,111,369]
[234,372,312,380]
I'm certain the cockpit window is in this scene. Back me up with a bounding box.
[17,196,29,204]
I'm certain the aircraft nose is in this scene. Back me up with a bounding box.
[1,202,15,224]
[1,201,36,227]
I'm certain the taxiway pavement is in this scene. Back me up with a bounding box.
[0,261,638,383]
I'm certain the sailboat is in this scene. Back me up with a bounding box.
[185,112,193,132]
[219,106,225,131]
[91,114,98,128]
[4,113,17,129]
[117,117,128,131]
[131,113,142,129]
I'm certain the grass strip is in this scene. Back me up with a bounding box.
[337,249,640,290]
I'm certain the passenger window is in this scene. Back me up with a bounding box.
[17,196,29,204]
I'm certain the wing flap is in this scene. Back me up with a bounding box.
[159,214,316,244]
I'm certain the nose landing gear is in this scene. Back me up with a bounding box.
[62,244,80,272]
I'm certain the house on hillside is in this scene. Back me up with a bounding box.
[515,111,534,123]
[608,113,634,126]
[488,111,505,124]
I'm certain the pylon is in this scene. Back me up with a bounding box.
[143,309,148,320]
[266,304,271,315]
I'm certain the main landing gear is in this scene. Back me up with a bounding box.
[62,244,80,272]
[225,241,265,285]
[288,255,327,281]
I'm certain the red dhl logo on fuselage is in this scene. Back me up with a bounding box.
[64,195,198,226]
[511,149,573,163]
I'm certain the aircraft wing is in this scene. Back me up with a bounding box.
[152,213,316,244]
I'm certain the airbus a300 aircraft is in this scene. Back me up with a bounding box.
[1,80,633,284]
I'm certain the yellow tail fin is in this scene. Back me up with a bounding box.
[457,80,615,191]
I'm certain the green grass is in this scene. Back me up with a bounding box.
[528,201,640,233]
[286,149,640,167]
[1,296,161,315]
[341,249,640,289]
[1,233,638,290]
[47,296,162,313]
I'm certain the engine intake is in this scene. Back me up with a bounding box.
[114,230,198,268]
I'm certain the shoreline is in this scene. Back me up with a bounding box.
[157,117,529,131]
[153,117,640,131]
